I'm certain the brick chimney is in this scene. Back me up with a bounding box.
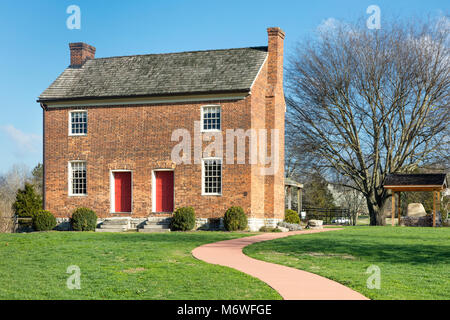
[266,27,285,97]
[69,42,96,68]
[264,27,286,220]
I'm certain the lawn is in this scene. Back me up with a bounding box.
[0,231,281,300]
[244,226,450,300]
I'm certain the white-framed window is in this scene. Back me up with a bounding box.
[201,105,221,131]
[69,110,87,136]
[69,161,87,196]
[202,158,222,195]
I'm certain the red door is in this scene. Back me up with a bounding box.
[114,172,132,212]
[155,171,174,212]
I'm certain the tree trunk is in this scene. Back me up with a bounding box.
[367,196,386,226]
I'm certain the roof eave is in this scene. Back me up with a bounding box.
[36,88,251,104]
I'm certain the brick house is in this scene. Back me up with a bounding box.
[38,27,285,231]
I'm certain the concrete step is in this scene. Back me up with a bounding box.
[145,222,170,227]
[100,224,128,229]
[138,228,171,233]
[95,228,128,232]
[147,217,172,224]
[102,219,130,225]
[143,224,170,229]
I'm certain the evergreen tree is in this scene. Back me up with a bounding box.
[12,183,42,217]
[303,172,335,209]
[31,163,43,197]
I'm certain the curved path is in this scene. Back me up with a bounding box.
[192,228,368,300]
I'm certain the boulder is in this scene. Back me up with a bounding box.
[307,219,323,229]
[401,212,442,227]
[407,203,427,217]
[278,221,302,231]
[277,226,290,232]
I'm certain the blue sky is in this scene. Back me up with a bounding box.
[0,0,448,173]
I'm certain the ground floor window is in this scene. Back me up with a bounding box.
[69,161,86,196]
[202,158,222,195]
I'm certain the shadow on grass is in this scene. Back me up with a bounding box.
[248,228,450,265]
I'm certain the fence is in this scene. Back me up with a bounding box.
[303,207,351,225]
[0,215,18,233]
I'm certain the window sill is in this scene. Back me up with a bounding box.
[69,134,88,137]
[201,129,221,133]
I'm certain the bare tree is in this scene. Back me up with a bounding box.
[331,184,367,225]
[0,164,30,232]
[286,17,449,225]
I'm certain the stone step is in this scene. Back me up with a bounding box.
[95,228,128,232]
[102,219,130,225]
[138,228,171,233]
[147,217,172,223]
[100,224,128,229]
[145,222,170,227]
[143,224,170,230]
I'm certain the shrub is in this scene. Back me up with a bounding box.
[170,207,196,231]
[284,209,300,224]
[71,208,97,231]
[32,210,56,231]
[12,183,42,218]
[223,206,248,231]
[259,226,282,232]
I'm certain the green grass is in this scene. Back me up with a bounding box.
[244,226,450,300]
[0,231,281,300]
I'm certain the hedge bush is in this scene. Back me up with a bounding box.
[284,209,300,224]
[223,206,248,231]
[71,208,97,231]
[170,207,196,231]
[12,183,42,218]
[32,210,56,231]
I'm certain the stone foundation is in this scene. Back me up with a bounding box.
[55,216,283,232]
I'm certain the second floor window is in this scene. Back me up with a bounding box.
[70,111,87,135]
[201,105,221,131]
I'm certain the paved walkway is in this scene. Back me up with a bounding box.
[192,228,368,300]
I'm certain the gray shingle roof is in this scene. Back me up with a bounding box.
[384,174,447,186]
[38,46,268,102]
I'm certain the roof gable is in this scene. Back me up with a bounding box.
[39,46,268,102]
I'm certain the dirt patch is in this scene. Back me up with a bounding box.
[304,252,356,260]
[122,267,146,273]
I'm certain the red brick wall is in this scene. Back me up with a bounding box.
[44,99,254,218]
[43,28,285,220]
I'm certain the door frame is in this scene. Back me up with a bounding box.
[110,170,133,214]
[152,169,175,213]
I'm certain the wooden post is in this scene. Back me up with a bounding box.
[433,191,436,227]
[398,192,401,226]
[438,191,441,218]
[391,192,396,226]
[299,188,303,213]
[287,186,292,210]
[297,187,300,215]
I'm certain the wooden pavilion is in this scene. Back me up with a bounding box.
[285,177,304,215]
[383,173,447,227]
